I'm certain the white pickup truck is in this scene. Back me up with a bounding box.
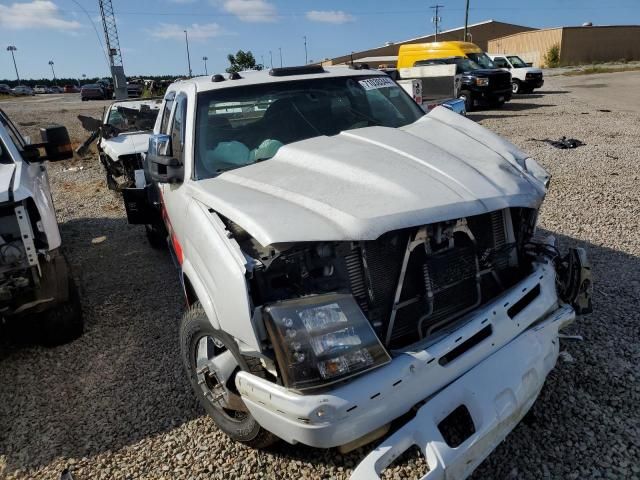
[131,66,591,479]
[0,109,82,345]
[488,54,545,94]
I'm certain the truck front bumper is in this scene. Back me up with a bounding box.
[236,263,571,450]
[351,304,570,479]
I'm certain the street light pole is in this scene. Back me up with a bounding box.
[48,60,57,85]
[202,56,208,75]
[303,36,308,64]
[6,46,20,84]
[464,0,470,41]
[184,30,193,77]
[279,47,282,67]
[269,50,273,68]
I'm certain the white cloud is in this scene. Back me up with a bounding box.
[150,22,225,40]
[216,0,277,23]
[0,0,81,30]
[306,10,355,24]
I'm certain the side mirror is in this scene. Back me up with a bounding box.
[22,125,73,162]
[146,134,184,184]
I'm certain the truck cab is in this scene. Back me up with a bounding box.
[0,109,82,345]
[488,54,545,94]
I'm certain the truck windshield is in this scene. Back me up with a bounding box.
[466,53,497,69]
[105,100,162,133]
[507,56,528,68]
[194,75,424,179]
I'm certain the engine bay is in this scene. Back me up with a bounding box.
[232,207,538,350]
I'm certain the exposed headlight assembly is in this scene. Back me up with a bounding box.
[264,294,391,391]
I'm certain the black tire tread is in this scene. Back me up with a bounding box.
[180,303,278,449]
[40,278,83,346]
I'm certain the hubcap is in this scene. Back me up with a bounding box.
[512,82,519,93]
[195,336,249,420]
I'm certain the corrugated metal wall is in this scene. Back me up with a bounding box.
[488,29,563,67]
[562,26,640,65]
[489,26,640,67]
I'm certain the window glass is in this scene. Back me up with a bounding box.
[493,57,510,68]
[466,53,497,69]
[0,111,25,151]
[507,56,528,68]
[170,95,188,163]
[193,75,424,179]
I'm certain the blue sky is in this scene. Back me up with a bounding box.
[1,0,638,80]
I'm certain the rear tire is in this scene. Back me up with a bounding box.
[40,278,83,346]
[145,223,167,250]
[180,303,278,449]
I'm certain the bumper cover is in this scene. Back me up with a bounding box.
[351,304,572,479]
[236,263,566,449]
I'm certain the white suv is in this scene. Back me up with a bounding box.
[132,66,591,478]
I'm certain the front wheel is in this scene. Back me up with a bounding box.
[180,303,279,448]
[458,90,474,112]
[511,80,522,94]
[145,223,167,250]
[40,278,83,346]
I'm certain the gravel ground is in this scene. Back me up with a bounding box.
[0,77,639,480]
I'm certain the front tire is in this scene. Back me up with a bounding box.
[40,278,83,346]
[511,80,522,94]
[459,90,474,112]
[180,303,278,448]
[145,223,167,250]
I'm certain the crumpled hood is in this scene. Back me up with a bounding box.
[192,107,547,246]
[0,163,15,203]
[100,132,151,159]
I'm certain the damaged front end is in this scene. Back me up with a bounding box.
[224,205,591,477]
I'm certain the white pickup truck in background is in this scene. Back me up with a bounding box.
[488,54,545,94]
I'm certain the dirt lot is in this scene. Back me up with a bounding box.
[1,75,639,480]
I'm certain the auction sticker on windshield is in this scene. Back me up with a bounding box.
[358,77,396,90]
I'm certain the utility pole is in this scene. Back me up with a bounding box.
[6,46,20,84]
[303,36,308,64]
[279,47,283,67]
[430,5,444,41]
[464,0,470,41]
[269,50,273,68]
[184,30,192,77]
[202,56,208,75]
[99,0,127,99]
[48,60,57,84]
[261,55,265,69]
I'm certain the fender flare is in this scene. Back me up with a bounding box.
[181,258,221,330]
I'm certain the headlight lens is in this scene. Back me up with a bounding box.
[264,294,391,391]
[475,77,489,86]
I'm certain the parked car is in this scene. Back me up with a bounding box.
[126,82,144,98]
[81,84,105,101]
[63,85,79,93]
[11,85,34,96]
[0,84,11,95]
[122,66,593,479]
[0,108,83,345]
[49,86,64,94]
[398,41,512,111]
[33,85,47,94]
[488,54,545,94]
[93,98,162,190]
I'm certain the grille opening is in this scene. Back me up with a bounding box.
[437,405,476,448]
[439,325,492,366]
[507,284,541,319]
[380,445,429,479]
